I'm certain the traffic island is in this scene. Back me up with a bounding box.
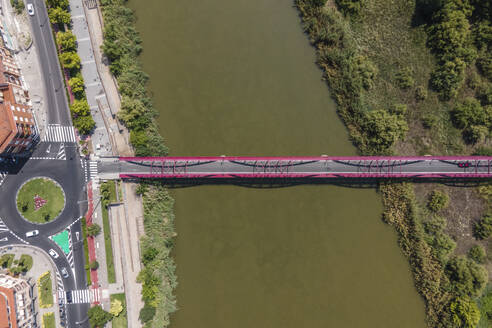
[16,178,65,224]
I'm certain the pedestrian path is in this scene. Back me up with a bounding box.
[43,125,76,143]
[67,288,100,304]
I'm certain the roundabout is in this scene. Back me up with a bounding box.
[16,177,65,224]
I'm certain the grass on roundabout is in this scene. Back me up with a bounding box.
[16,178,64,223]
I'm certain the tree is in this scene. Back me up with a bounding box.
[139,304,156,323]
[56,31,77,52]
[89,260,99,270]
[445,256,488,297]
[449,297,480,328]
[70,100,90,117]
[361,110,408,153]
[430,58,466,100]
[48,7,71,25]
[87,223,101,237]
[46,0,69,9]
[109,298,123,316]
[427,190,449,212]
[452,98,491,130]
[68,75,85,99]
[73,115,95,135]
[468,245,486,263]
[88,305,113,327]
[60,52,81,71]
[474,215,492,239]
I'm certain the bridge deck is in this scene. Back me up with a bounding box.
[95,157,492,179]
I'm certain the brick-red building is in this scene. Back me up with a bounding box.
[0,25,38,156]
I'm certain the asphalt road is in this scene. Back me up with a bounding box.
[0,1,90,326]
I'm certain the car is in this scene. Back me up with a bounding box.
[48,249,59,259]
[65,291,72,304]
[26,3,34,15]
[25,230,39,238]
[458,162,471,168]
[60,267,69,278]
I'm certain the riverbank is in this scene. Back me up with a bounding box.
[295,0,492,326]
[98,0,176,326]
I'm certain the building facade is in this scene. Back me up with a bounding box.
[0,21,38,156]
[0,274,37,328]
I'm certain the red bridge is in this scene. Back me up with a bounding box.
[95,156,492,180]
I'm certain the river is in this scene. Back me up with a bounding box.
[128,0,426,327]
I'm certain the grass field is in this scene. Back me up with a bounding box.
[102,204,116,283]
[110,293,127,328]
[38,271,53,308]
[17,178,64,223]
[43,312,56,328]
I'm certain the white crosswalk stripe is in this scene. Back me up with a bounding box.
[0,218,8,232]
[89,161,99,181]
[0,172,7,186]
[56,144,66,160]
[42,125,76,143]
[69,289,100,304]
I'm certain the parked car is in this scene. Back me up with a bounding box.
[26,3,34,15]
[66,291,72,304]
[48,249,59,259]
[60,267,69,278]
[25,230,39,238]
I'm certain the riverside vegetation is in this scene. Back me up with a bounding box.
[99,0,175,327]
[296,0,492,327]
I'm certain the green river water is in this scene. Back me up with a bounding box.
[129,0,427,327]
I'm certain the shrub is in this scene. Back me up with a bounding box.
[449,296,480,328]
[139,303,156,323]
[89,260,99,270]
[335,0,365,17]
[110,298,123,316]
[445,256,488,297]
[48,7,71,25]
[10,0,24,14]
[415,85,428,101]
[391,104,407,115]
[422,113,438,129]
[68,75,85,99]
[88,305,113,327]
[361,110,408,154]
[395,67,414,89]
[60,52,81,71]
[429,231,456,263]
[424,214,446,234]
[468,245,486,263]
[87,223,101,237]
[474,215,492,239]
[427,190,449,212]
[430,58,466,100]
[56,31,77,52]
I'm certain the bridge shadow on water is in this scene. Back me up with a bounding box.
[125,177,492,189]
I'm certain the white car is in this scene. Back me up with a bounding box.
[25,230,39,238]
[27,3,34,16]
[48,249,59,259]
[60,267,69,278]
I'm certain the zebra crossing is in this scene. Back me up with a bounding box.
[56,144,66,160]
[89,161,99,182]
[0,171,7,186]
[68,288,100,304]
[43,125,76,143]
[0,218,8,232]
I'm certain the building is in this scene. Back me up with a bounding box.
[0,274,37,328]
[0,20,38,156]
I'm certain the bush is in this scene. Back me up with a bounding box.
[424,214,446,234]
[89,260,99,270]
[73,115,95,135]
[449,296,480,328]
[56,31,77,52]
[430,58,466,100]
[68,75,85,99]
[48,7,71,25]
[415,85,428,101]
[468,245,486,263]
[395,67,414,89]
[474,215,492,239]
[429,231,456,263]
[445,256,488,297]
[390,104,407,115]
[88,305,113,327]
[87,223,101,237]
[139,303,156,323]
[452,98,491,129]
[335,0,365,17]
[427,190,449,212]
[10,0,24,14]
[60,52,81,71]
[422,113,438,129]
[361,110,408,154]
